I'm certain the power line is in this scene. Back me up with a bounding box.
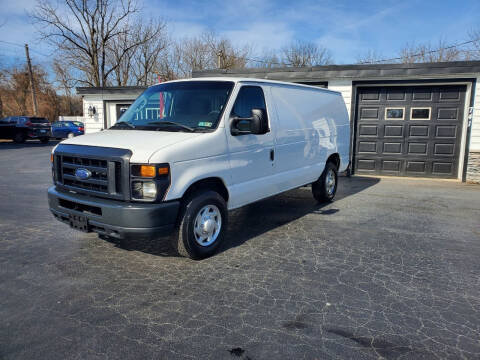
[0,40,51,58]
[357,38,480,64]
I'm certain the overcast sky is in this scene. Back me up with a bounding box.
[1,0,479,67]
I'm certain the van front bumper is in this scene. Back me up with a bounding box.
[48,186,179,239]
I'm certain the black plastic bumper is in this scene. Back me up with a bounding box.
[48,186,179,239]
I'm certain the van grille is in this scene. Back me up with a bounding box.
[52,144,131,201]
[55,155,121,198]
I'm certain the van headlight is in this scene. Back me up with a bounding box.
[132,181,157,200]
[130,163,170,202]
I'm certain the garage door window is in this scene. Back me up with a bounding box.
[411,107,431,120]
[385,107,404,120]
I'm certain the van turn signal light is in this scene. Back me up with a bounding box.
[139,165,156,177]
[158,166,169,176]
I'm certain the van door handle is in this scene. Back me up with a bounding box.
[270,149,275,161]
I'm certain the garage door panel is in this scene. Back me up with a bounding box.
[437,108,459,120]
[354,84,465,178]
[434,143,455,155]
[406,161,427,174]
[386,89,407,101]
[360,107,380,119]
[384,125,404,137]
[382,160,401,172]
[435,125,457,138]
[409,125,429,137]
[357,159,376,170]
[412,88,433,101]
[359,124,378,136]
[361,89,381,101]
[432,162,453,175]
[439,88,461,101]
[358,141,377,153]
[383,142,402,154]
[408,142,428,155]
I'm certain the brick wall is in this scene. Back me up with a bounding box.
[466,152,480,183]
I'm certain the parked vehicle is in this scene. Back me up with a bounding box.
[48,78,350,259]
[0,116,51,143]
[52,121,85,139]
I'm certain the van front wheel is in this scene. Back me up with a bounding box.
[171,190,228,260]
[312,162,338,203]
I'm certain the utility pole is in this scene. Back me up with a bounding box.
[217,50,222,69]
[24,44,38,116]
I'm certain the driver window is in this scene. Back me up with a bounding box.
[231,86,266,118]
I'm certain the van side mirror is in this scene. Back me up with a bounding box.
[231,108,268,136]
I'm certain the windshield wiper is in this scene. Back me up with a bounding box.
[110,121,135,129]
[147,121,195,132]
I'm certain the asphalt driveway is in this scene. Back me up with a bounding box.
[1,141,479,359]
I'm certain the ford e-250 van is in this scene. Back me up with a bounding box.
[48,78,350,259]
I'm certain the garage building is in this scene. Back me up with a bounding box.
[77,61,480,182]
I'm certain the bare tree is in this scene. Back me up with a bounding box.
[355,49,384,64]
[209,35,251,70]
[249,49,284,68]
[398,40,462,63]
[281,40,333,67]
[31,0,156,87]
[53,59,79,114]
[466,29,480,60]
[131,21,168,85]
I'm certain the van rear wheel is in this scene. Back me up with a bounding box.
[170,190,227,260]
[312,162,338,203]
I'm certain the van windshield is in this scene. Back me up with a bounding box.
[111,81,234,132]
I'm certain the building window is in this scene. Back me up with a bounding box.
[385,107,405,120]
[410,107,431,120]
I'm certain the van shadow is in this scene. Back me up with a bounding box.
[107,176,380,258]
[0,140,60,149]
[217,175,379,255]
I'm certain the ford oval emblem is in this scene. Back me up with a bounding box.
[75,168,92,180]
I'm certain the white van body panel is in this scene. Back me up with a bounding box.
[226,81,350,209]
[62,129,202,163]
[61,78,350,211]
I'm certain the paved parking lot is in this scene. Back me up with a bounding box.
[1,140,480,359]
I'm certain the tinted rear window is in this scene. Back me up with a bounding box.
[30,117,49,123]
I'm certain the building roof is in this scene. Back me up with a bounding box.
[76,86,147,95]
[193,61,480,82]
[77,78,341,95]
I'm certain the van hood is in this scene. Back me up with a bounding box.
[61,130,201,163]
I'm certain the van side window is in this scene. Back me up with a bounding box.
[232,86,266,118]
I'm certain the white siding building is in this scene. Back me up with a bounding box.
[77,87,146,133]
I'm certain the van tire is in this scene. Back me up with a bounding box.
[67,132,75,139]
[171,190,228,260]
[40,137,49,144]
[312,161,338,203]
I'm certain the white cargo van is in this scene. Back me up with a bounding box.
[48,78,350,259]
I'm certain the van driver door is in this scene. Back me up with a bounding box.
[226,84,276,209]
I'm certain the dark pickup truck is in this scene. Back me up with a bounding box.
[0,116,51,143]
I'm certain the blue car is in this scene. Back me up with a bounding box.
[51,121,85,139]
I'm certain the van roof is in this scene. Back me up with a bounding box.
[151,77,341,95]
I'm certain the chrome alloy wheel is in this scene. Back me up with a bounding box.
[193,204,222,247]
[325,169,336,195]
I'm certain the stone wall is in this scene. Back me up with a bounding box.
[466,152,480,183]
